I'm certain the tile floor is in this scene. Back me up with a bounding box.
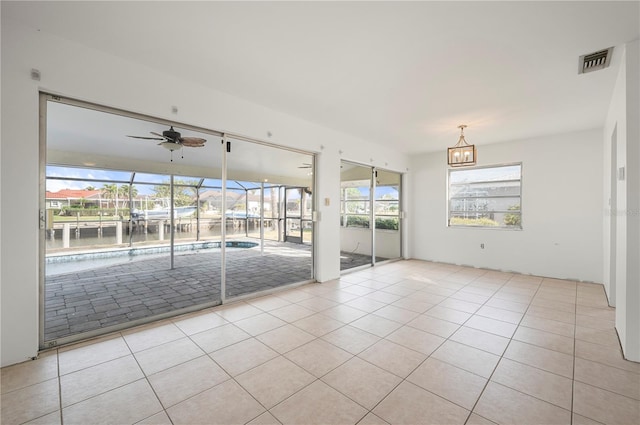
[2,260,639,425]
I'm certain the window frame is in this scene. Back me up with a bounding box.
[340,181,401,231]
[340,181,371,229]
[447,162,523,230]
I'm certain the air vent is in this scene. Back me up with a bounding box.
[579,47,613,74]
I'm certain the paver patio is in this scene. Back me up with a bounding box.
[44,241,379,342]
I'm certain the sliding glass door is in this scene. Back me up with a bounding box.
[224,138,314,299]
[340,161,402,272]
[374,170,402,261]
[340,161,374,271]
[41,94,315,348]
[42,97,224,347]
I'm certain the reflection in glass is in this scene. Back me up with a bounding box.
[374,169,402,261]
[340,162,373,270]
[340,164,402,271]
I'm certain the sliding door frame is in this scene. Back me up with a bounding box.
[39,93,317,349]
[339,159,403,274]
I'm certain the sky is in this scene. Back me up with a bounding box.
[46,165,398,198]
[46,166,260,195]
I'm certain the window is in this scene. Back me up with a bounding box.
[341,182,371,228]
[448,163,522,229]
[340,175,400,231]
[373,171,400,231]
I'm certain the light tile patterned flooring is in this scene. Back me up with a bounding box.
[2,260,639,425]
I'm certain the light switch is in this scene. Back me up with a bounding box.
[324,198,330,206]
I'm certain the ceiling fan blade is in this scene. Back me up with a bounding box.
[127,135,164,140]
[180,137,207,147]
[150,131,171,140]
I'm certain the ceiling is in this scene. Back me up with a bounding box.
[46,100,314,184]
[5,1,640,154]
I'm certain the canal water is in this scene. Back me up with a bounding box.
[46,219,269,251]
[44,217,281,275]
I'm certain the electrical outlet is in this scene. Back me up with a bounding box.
[480,243,485,249]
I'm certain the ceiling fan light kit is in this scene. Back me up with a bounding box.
[447,124,476,167]
[160,141,181,151]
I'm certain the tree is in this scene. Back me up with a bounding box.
[504,205,521,227]
[85,185,96,191]
[118,185,138,206]
[343,187,367,214]
[151,179,198,207]
[345,187,364,199]
[101,184,118,208]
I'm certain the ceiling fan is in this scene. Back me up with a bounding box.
[127,126,206,161]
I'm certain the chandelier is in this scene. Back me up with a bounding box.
[447,125,476,167]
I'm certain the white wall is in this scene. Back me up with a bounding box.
[340,228,372,256]
[626,40,640,363]
[603,40,640,362]
[339,228,401,261]
[410,129,604,283]
[0,2,3,372]
[375,231,402,259]
[0,19,408,366]
[603,48,628,307]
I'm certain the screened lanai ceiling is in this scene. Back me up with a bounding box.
[46,101,314,186]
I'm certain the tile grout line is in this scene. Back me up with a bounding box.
[271,280,401,422]
[264,268,616,420]
[250,269,465,423]
[571,280,578,425]
[123,328,180,425]
[21,261,633,425]
[55,346,160,418]
[395,272,630,423]
[231,272,621,424]
[176,316,278,424]
[475,281,588,415]
[342,268,507,423]
[461,271,543,425]
[184,303,359,424]
[232,307,384,425]
[225,359,288,425]
[57,347,64,425]
[310,272,455,423]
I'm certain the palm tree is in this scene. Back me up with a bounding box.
[152,179,197,207]
[118,185,139,207]
[101,184,118,208]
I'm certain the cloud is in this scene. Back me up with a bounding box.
[46,179,85,192]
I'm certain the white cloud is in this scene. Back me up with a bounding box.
[46,179,85,192]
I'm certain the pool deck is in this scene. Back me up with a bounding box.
[44,241,376,342]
